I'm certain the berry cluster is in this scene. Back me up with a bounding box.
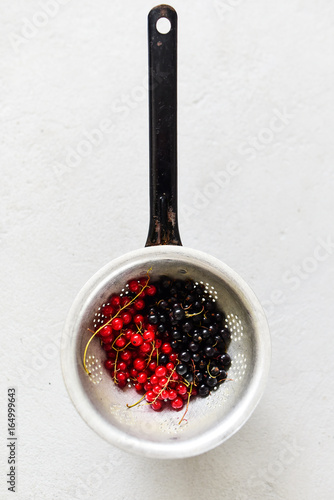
[85,273,231,419]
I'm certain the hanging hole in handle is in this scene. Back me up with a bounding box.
[156,17,171,34]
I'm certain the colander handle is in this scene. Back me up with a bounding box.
[145,5,182,247]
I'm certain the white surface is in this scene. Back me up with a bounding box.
[0,0,333,499]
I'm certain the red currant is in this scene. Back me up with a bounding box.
[168,389,177,400]
[128,280,140,293]
[134,299,145,310]
[104,360,114,370]
[131,333,143,346]
[121,296,131,308]
[137,372,148,384]
[145,390,155,402]
[155,366,167,378]
[120,350,132,362]
[115,337,126,348]
[100,325,112,337]
[135,382,143,392]
[143,330,155,342]
[151,400,162,411]
[139,342,152,354]
[171,397,184,410]
[117,371,127,383]
[177,383,187,395]
[133,358,146,371]
[134,314,144,325]
[161,342,172,355]
[159,377,168,387]
[146,285,157,296]
[111,318,123,331]
[121,312,132,325]
[150,375,158,385]
[110,296,121,308]
[102,305,114,316]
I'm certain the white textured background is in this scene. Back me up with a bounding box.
[1,0,333,499]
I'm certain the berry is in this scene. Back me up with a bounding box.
[128,280,140,293]
[134,314,144,325]
[111,318,123,331]
[171,398,184,410]
[115,337,126,348]
[155,366,167,378]
[137,372,148,384]
[102,305,114,316]
[134,299,145,310]
[121,312,132,325]
[146,285,157,296]
[145,391,155,402]
[133,358,146,371]
[151,400,162,411]
[104,360,114,370]
[131,333,143,346]
[143,330,155,342]
[100,325,112,338]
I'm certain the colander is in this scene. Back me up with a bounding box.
[61,4,271,459]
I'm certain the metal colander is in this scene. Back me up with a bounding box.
[61,5,270,459]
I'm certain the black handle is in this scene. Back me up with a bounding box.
[145,5,182,247]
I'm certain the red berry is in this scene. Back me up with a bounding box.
[139,277,147,287]
[133,358,146,371]
[139,342,152,354]
[134,299,145,310]
[103,334,114,344]
[145,390,155,402]
[115,337,126,348]
[153,384,161,395]
[177,383,187,395]
[168,389,177,400]
[161,342,172,355]
[130,368,138,378]
[131,333,143,346]
[155,339,162,348]
[104,360,114,370]
[110,296,121,308]
[144,381,153,392]
[171,397,184,410]
[117,371,127,383]
[121,296,131,308]
[124,328,134,340]
[100,325,112,337]
[137,372,147,384]
[117,361,127,371]
[150,375,158,385]
[143,330,155,342]
[121,312,132,325]
[128,280,140,293]
[155,366,167,378]
[133,314,144,325]
[159,377,168,387]
[134,383,143,392]
[120,350,132,362]
[169,353,177,363]
[102,305,114,316]
[107,351,116,360]
[111,318,123,331]
[148,361,157,372]
[166,362,175,371]
[118,380,126,388]
[103,343,113,352]
[151,400,162,411]
[146,285,157,296]
[160,389,169,400]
